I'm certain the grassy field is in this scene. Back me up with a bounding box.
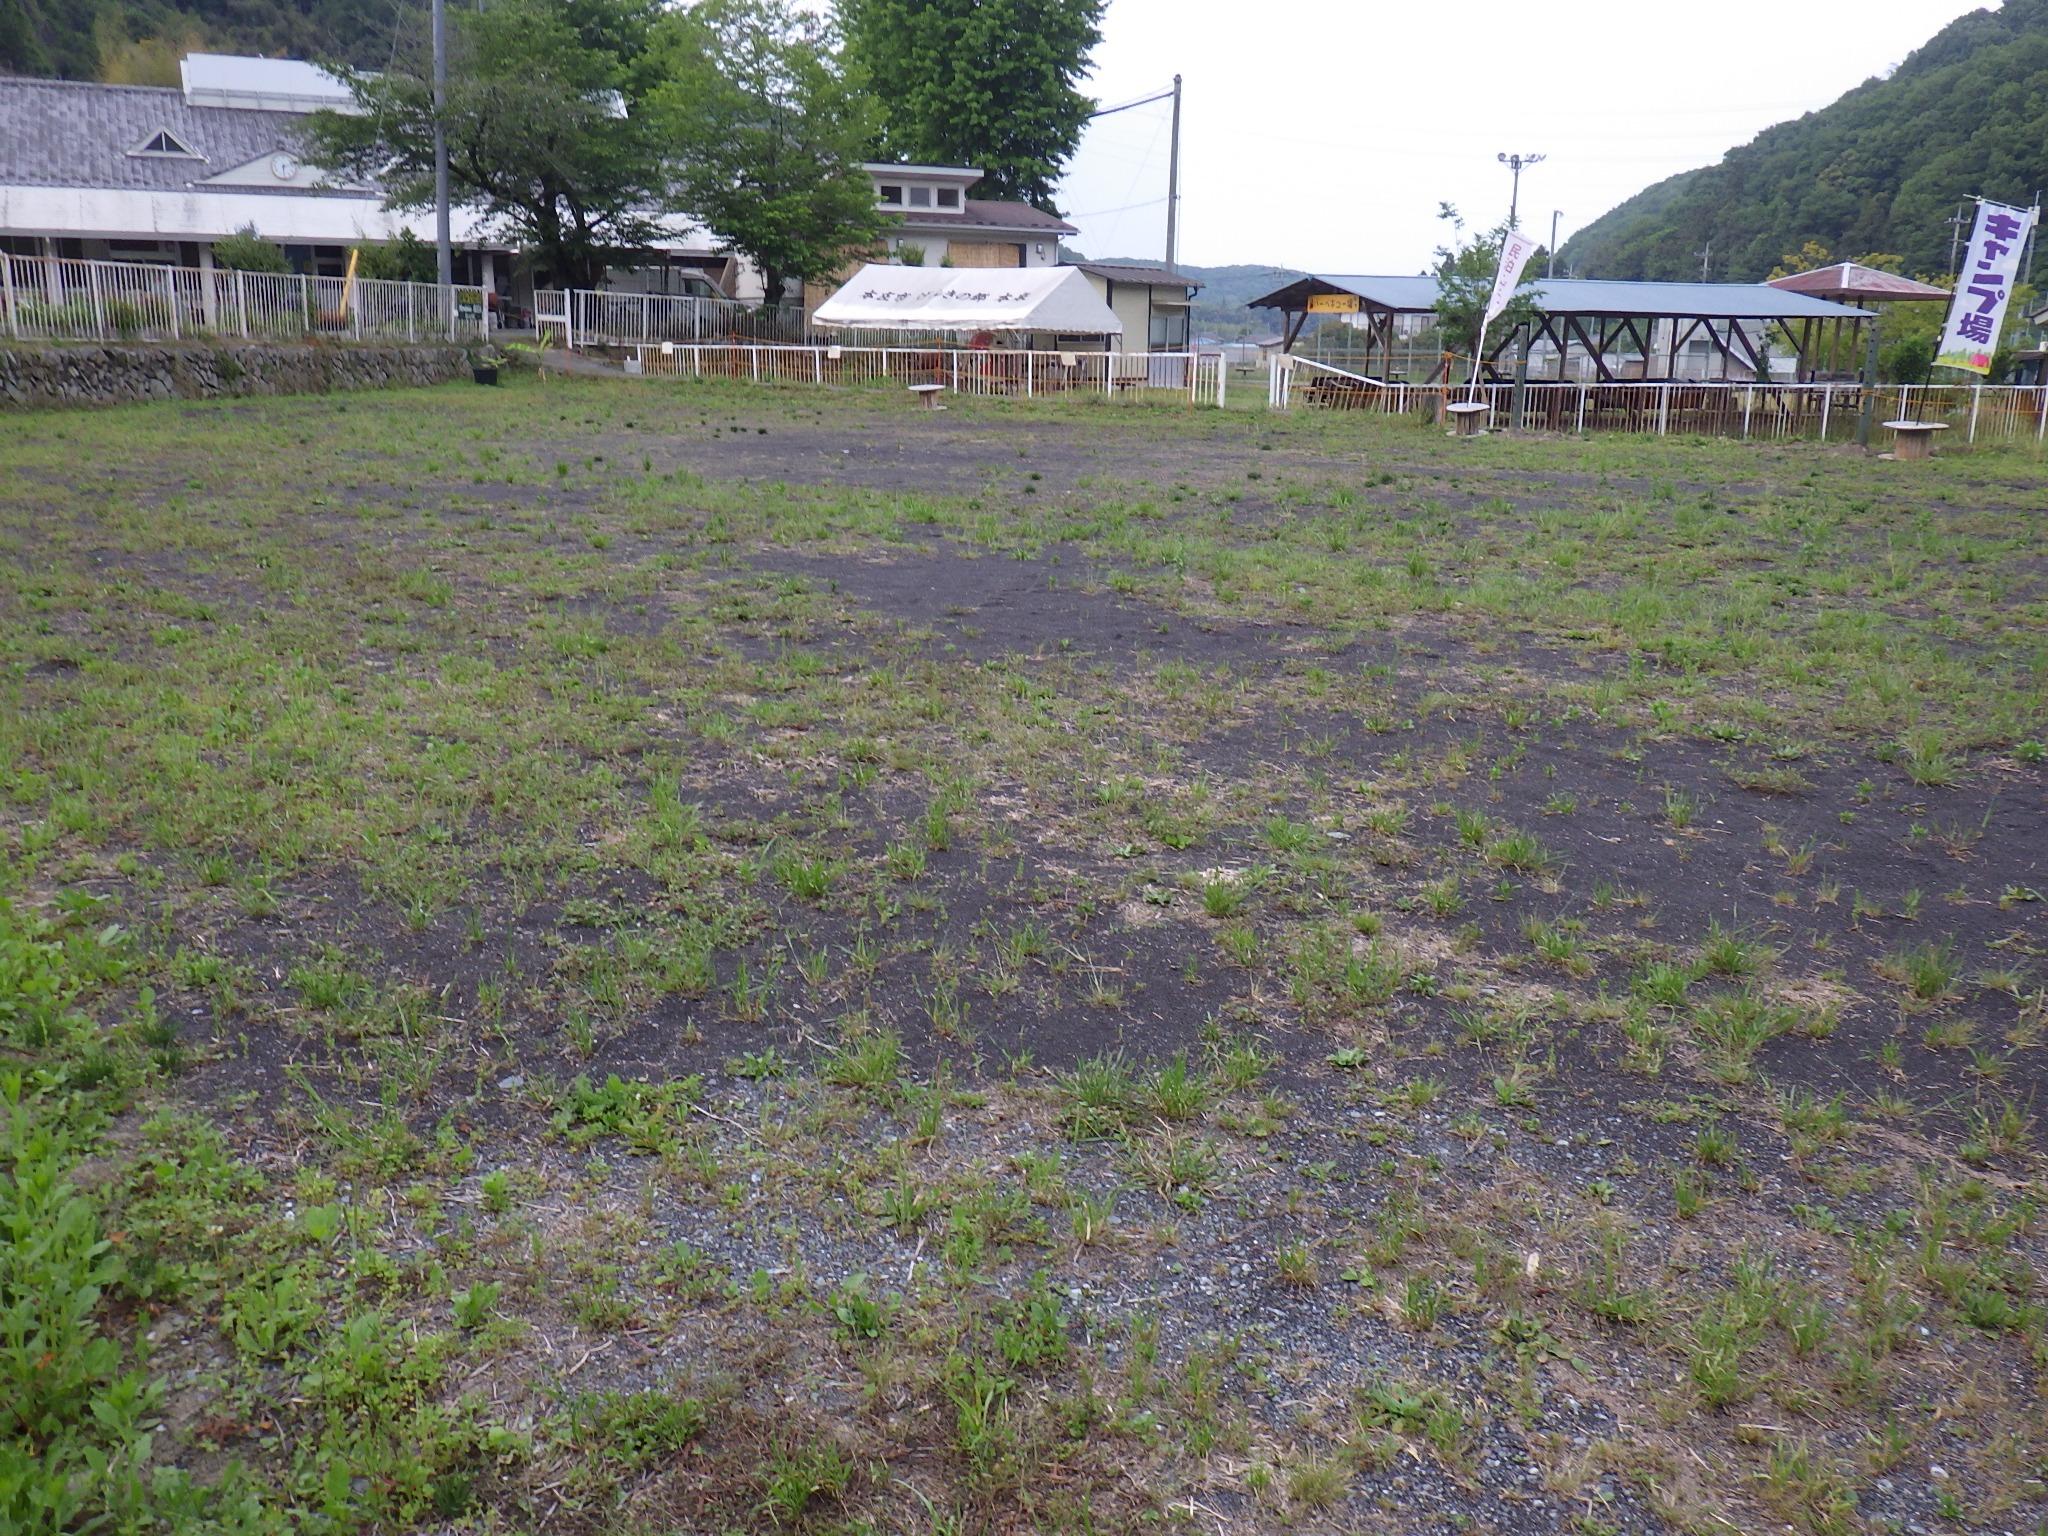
[1,375,2044,1536]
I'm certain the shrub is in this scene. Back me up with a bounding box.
[354,230,437,284]
[211,225,289,274]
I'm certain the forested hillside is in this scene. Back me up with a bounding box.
[0,0,395,81]
[1559,0,2048,281]
[1076,258,1307,338]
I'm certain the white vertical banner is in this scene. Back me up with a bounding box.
[1935,198,2038,374]
[1465,229,1543,401]
[1484,229,1542,327]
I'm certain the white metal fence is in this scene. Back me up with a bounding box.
[1269,356,2048,446]
[535,287,808,348]
[0,253,489,345]
[628,342,1226,407]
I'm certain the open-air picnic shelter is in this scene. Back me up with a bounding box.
[1248,274,1872,383]
[1766,262,1951,378]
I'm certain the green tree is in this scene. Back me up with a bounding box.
[1432,206,1541,373]
[354,230,437,284]
[650,0,883,304]
[211,224,289,273]
[301,0,670,289]
[838,0,1104,210]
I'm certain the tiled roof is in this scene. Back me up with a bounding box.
[1072,262,1201,291]
[0,77,311,191]
[1767,262,1950,301]
[961,199,1076,234]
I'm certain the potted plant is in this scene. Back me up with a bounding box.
[472,349,506,385]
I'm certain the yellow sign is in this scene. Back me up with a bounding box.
[1306,293,1360,314]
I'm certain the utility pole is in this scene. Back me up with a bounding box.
[1546,209,1561,277]
[1164,73,1182,272]
[2024,189,2043,290]
[432,0,452,287]
[1086,79,1185,270]
[1498,152,1545,230]
[1944,201,1970,287]
[1696,241,1711,280]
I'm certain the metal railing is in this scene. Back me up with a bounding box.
[0,253,488,345]
[1269,360,2048,446]
[628,342,1226,407]
[534,287,808,347]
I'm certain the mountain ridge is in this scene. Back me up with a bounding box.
[1558,0,2048,281]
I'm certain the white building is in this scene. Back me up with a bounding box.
[864,163,1076,270]
[0,52,759,310]
[0,56,509,281]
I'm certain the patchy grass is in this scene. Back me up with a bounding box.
[1,376,2044,1534]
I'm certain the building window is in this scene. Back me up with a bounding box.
[908,185,932,208]
[1149,307,1190,349]
[937,187,960,209]
[130,129,198,158]
[878,184,903,205]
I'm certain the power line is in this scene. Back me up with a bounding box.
[1090,84,1176,119]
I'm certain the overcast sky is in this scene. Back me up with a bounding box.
[1054,0,1996,274]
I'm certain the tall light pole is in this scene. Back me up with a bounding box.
[1547,209,1560,277]
[1498,151,1545,230]
[432,0,452,286]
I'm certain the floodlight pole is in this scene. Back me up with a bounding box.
[1498,152,1545,230]
[432,0,452,287]
[1164,74,1182,272]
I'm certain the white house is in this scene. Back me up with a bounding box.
[864,162,1076,271]
[0,52,763,310]
[0,56,519,282]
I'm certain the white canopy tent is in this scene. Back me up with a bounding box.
[811,263,1121,338]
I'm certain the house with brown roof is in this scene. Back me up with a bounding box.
[865,163,1075,271]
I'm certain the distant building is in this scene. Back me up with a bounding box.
[1065,263,1199,352]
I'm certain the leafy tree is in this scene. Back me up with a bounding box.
[838,0,1104,210]
[354,230,437,285]
[1880,332,1935,384]
[301,0,670,290]
[650,0,883,304]
[1432,206,1541,373]
[1768,240,1833,280]
[211,225,289,273]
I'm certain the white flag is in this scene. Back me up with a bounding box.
[1484,230,1542,327]
[1935,199,2038,375]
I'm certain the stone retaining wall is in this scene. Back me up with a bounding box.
[0,343,477,411]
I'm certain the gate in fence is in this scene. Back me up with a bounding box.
[534,289,809,348]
